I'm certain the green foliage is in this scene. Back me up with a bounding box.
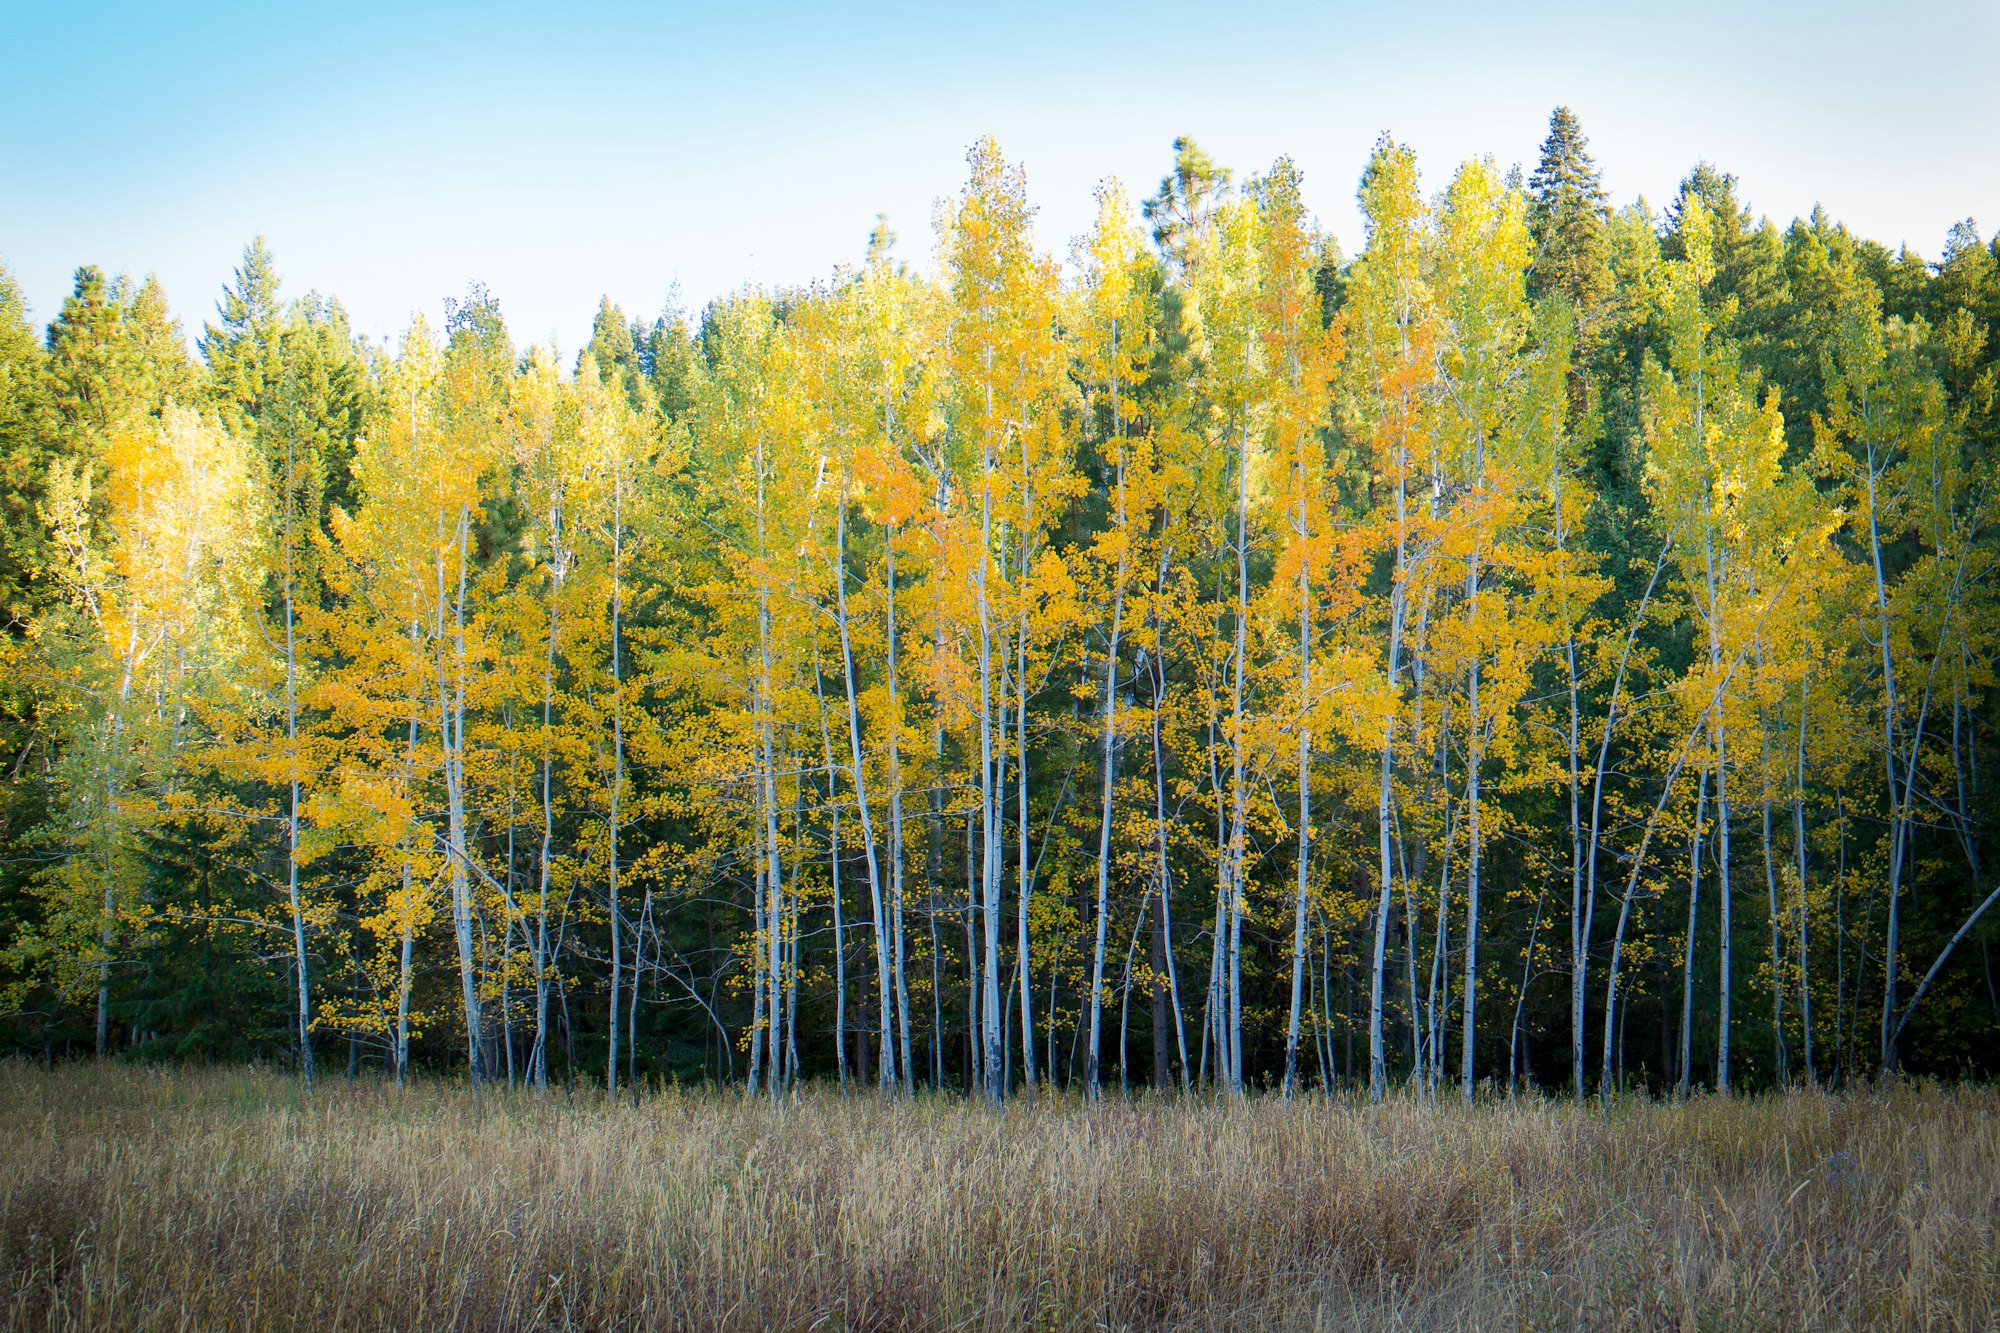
[1527,106,1610,312]
[0,121,1995,1099]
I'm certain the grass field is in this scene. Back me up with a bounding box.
[0,1066,1994,1330]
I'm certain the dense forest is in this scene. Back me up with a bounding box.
[1,110,1995,1100]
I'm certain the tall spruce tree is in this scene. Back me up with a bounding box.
[643,297,701,427]
[200,237,284,433]
[582,296,649,413]
[0,262,56,624]
[1528,107,1611,311]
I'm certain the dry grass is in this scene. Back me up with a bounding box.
[0,1066,1994,1331]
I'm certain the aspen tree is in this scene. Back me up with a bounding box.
[832,487,896,1089]
[1817,292,1996,1067]
[333,312,508,1084]
[1820,303,1908,1073]
[1339,139,1436,1100]
[688,299,813,1096]
[557,357,652,1093]
[38,406,259,1059]
[262,365,326,1086]
[1142,546,1192,1091]
[322,339,452,1085]
[753,313,797,1097]
[1186,192,1264,1094]
[799,267,939,1091]
[938,139,1065,1099]
[1076,180,1151,1098]
[604,381,628,1096]
[436,310,512,1085]
[1248,160,1342,1098]
[1741,470,1838,1082]
[1430,159,1535,1101]
[1571,207,1674,1096]
[852,238,941,1088]
[1643,198,1789,1090]
[505,350,587,1091]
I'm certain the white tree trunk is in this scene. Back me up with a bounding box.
[1085,423,1128,1097]
[833,498,897,1088]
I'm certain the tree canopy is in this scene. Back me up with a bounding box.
[2,116,1997,1099]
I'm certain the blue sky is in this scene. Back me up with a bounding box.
[3,1,1996,354]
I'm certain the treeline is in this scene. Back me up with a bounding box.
[1,110,1995,1099]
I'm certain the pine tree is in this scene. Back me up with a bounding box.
[642,294,702,427]
[200,237,284,433]
[1144,137,1232,278]
[46,268,195,443]
[582,296,650,414]
[1527,107,1610,312]
[0,262,57,623]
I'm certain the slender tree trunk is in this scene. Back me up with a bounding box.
[1759,643,1787,1084]
[606,459,625,1097]
[441,508,485,1086]
[1117,897,1146,1094]
[1605,737,1701,1102]
[93,587,148,1060]
[1085,434,1127,1098]
[885,527,913,1090]
[1369,444,1411,1101]
[965,814,982,1091]
[1149,546,1188,1090]
[1510,876,1549,1091]
[629,880,649,1093]
[1577,547,1666,1096]
[1891,881,2000,1055]
[834,498,896,1088]
[1715,720,1735,1091]
[394,868,415,1082]
[282,502,313,1087]
[1150,901,1171,1090]
[1202,628,1226,1091]
[978,365,1002,1099]
[1407,620,1437,1086]
[783,838,799,1087]
[814,648,848,1090]
[1196,584,1222,1090]
[1284,464,1312,1097]
[761,733,783,1098]
[503,744,520,1088]
[95,884,112,1059]
[748,836,766,1098]
[1836,792,1848,1080]
[1225,423,1250,1094]
[1679,769,1710,1095]
[753,430,784,1101]
[1460,563,1484,1102]
[1545,611,1575,1079]
[1016,615,1036,1093]
[1864,439,1907,1072]
[930,655,947,1090]
[533,526,565,1091]
[1426,775,1456,1102]
[395,693,420,1087]
[1551,442,1582,1104]
[1795,675,1814,1082]
[1712,708,1734,1088]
